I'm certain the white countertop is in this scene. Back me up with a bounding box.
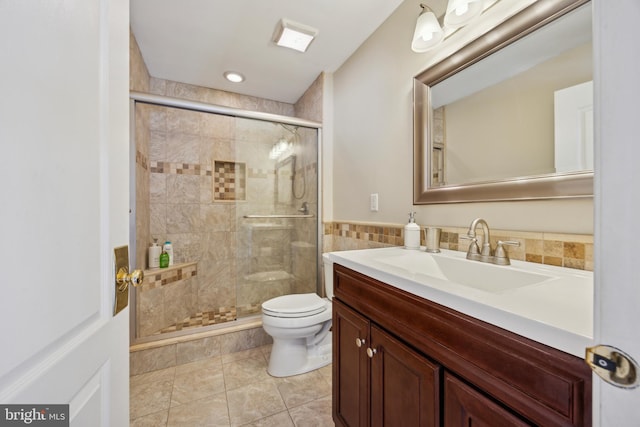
[326,247,593,358]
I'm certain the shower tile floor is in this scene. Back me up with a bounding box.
[130,345,335,426]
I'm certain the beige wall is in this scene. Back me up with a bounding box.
[330,0,593,234]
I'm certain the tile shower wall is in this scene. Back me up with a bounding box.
[324,222,593,271]
[136,263,198,337]
[130,31,151,271]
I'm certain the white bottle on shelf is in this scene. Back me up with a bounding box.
[404,212,420,250]
[163,241,174,266]
[148,238,161,269]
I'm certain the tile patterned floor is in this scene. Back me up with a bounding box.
[130,345,335,426]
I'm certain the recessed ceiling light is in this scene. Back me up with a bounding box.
[272,18,318,53]
[223,71,245,83]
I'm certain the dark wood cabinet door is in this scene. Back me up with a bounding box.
[444,373,533,427]
[333,300,370,427]
[370,325,441,427]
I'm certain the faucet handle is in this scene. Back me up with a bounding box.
[494,240,520,265]
[460,235,481,259]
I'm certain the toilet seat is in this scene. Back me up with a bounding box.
[262,293,328,318]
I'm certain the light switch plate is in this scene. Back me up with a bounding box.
[370,193,379,212]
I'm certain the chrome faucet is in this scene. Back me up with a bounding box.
[463,218,520,265]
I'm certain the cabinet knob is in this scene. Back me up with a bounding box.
[367,347,377,358]
[356,338,366,348]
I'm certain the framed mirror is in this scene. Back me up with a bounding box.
[413,0,593,204]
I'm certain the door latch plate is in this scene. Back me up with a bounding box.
[114,245,130,316]
[585,344,639,389]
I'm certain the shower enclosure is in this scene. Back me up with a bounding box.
[129,93,321,344]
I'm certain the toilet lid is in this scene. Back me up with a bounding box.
[262,293,327,318]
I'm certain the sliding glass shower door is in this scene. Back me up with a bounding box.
[132,96,320,342]
[233,118,319,319]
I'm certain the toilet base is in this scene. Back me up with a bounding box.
[267,331,332,377]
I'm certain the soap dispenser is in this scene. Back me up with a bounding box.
[404,212,420,250]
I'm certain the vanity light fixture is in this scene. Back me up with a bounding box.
[411,4,445,53]
[272,18,318,53]
[223,71,245,83]
[411,0,498,53]
[444,0,484,28]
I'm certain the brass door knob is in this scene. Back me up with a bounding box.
[116,267,144,291]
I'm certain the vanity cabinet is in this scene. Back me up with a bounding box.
[332,264,592,427]
[333,300,440,427]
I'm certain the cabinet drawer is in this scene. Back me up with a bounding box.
[334,264,591,427]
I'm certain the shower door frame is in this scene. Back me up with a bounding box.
[129,91,323,344]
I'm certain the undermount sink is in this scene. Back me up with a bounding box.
[374,250,554,293]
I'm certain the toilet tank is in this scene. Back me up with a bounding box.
[322,253,334,300]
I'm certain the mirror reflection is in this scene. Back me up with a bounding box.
[275,155,296,204]
[431,4,592,186]
[413,0,593,204]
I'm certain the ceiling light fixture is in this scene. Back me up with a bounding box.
[272,18,318,53]
[223,71,245,83]
[412,1,498,53]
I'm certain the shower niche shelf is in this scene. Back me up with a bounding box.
[213,160,246,202]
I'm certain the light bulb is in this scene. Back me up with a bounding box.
[421,32,434,42]
[455,4,469,16]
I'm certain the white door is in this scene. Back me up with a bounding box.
[0,0,130,426]
[593,0,640,424]
[554,81,594,173]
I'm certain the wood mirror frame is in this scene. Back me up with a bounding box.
[413,0,592,204]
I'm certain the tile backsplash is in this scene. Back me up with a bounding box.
[324,221,593,271]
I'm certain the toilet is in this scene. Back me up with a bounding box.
[261,254,334,377]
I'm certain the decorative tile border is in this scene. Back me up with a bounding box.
[150,160,212,176]
[136,150,148,170]
[153,304,261,335]
[141,262,198,292]
[325,222,404,246]
[324,221,593,271]
[248,168,274,179]
[149,160,277,181]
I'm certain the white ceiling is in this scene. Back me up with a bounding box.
[130,0,409,104]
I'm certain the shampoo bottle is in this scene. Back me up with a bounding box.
[148,238,161,269]
[159,249,169,268]
[163,241,174,266]
[404,212,420,250]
